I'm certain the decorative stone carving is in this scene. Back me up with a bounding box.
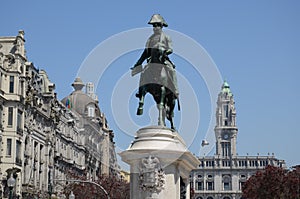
[3,54,15,70]
[139,155,165,192]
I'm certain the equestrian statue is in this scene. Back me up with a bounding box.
[131,14,180,130]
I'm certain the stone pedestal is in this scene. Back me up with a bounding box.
[120,126,199,199]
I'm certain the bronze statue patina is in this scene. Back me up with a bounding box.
[131,14,180,130]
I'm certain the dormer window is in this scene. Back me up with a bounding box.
[88,106,95,117]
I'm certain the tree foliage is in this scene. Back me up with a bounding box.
[242,165,300,199]
[62,170,130,199]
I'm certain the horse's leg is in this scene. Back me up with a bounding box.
[166,94,176,130]
[137,86,145,115]
[158,86,166,126]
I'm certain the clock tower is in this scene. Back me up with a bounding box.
[215,81,238,158]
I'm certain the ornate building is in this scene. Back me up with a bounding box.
[190,81,285,199]
[0,31,120,198]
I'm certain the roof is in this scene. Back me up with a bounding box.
[221,80,233,97]
[61,77,101,117]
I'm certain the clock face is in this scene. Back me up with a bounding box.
[223,134,229,140]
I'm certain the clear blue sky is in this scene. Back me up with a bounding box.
[2,1,299,168]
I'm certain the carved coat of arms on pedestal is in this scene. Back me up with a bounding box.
[139,155,165,192]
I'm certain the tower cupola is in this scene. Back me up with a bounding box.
[215,81,238,157]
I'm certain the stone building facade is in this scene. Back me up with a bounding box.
[0,31,119,198]
[190,81,285,199]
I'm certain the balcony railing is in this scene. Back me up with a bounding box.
[17,126,23,136]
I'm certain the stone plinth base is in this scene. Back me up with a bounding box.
[120,126,199,199]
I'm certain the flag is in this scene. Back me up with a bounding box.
[66,98,72,109]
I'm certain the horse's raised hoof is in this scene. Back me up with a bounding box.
[137,108,143,115]
[135,92,141,98]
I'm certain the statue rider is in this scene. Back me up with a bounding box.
[132,14,179,99]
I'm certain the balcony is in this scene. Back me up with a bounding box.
[16,157,22,166]
[17,126,23,136]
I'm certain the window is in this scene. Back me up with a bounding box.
[34,141,38,160]
[16,140,22,165]
[223,104,229,117]
[88,106,95,117]
[221,142,231,157]
[6,138,12,156]
[239,175,247,190]
[40,144,44,163]
[224,182,230,190]
[206,181,214,190]
[196,181,203,190]
[207,197,214,199]
[240,174,246,179]
[196,197,203,199]
[8,107,13,126]
[223,175,232,190]
[19,81,24,96]
[17,110,22,130]
[9,76,14,93]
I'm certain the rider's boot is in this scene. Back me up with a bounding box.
[157,104,165,126]
[137,102,143,115]
[158,86,166,126]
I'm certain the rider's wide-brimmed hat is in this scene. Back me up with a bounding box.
[148,14,168,27]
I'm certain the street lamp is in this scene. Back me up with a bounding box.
[69,191,75,199]
[7,174,16,199]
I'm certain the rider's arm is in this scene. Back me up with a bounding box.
[165,34,173,55]
[135,48,150,66]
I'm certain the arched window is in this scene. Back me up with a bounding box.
[207,197,214,199]
[196,174,204,190]
[206,174,214,190]
[196,197,203,199]
[222,175,232,190]
[223,197,231,199]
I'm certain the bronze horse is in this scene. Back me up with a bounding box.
[132,62,179,130]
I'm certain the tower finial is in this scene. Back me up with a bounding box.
[221,80,232,96]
